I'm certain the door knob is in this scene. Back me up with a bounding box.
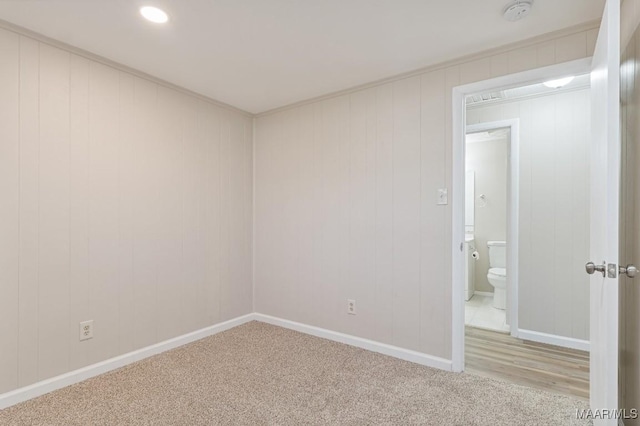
[586,261,606,277]
[619,264,638,278]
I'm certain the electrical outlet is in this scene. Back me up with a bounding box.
[347,299,356,315]
[80,320,93,341]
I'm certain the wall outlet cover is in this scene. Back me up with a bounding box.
[80,320,94,341]
[347,299,356,315]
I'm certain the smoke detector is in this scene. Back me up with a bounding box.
[503,0,533,22]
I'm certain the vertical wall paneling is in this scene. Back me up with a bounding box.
[226,113,252,319]
[295,104,316,326]
[131,77,159,350]
[155,87,185,342]
[555,33,588,63]
[38,43,71,380]
[254,27,594,358]
[391,77,421,350]
[373,83,394,344]
[0,28,20,393]
[218,111,232,321]
[442,66,460,358]
[553,92,575,339]
[68,53,91,371]
[277,108,299,322]
[465,137,508,293]
[253,111,278,316]
[459,58,491,86]
[530,96,556,334]
[87,61,120,363]
[466,90,591,341]
[347,89,375,338]
[507,45,539,74]
[419,69,447,357]
[573,90,590,340]
[18,35,40,387]
[489,53,509,78]
[536,41,557,68]
[0,29,253,395]
[0,23,597,395]
[117,71,136,355]
[204,104,222,325]
[181,97,203,333]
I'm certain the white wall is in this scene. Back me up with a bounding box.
[0,20,599,396]
[465,136,508,293]
[466,88,590,341]
[254,26,598,358]
[0,28,253,394]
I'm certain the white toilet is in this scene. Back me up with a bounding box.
[486,241,507,310]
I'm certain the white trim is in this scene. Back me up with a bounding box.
[517,329,590,352]
[0,314,255,410]
[0,312,455,410]
[466,119,520,337]
[452,57,593,373]
[253,313,453,372]
[472,291,494,297]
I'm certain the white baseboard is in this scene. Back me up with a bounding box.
[473,291,494,297]
[0,313,255,410]
[253,313,453,372]
[517,328,590,352]
[0,312,454,410]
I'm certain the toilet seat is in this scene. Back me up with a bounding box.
[488,267,506,277]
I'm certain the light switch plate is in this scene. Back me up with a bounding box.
[437,188,448,205]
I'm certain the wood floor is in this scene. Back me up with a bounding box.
[465,326,590,400]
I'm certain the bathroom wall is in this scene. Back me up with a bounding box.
[0,28,254,394]
[466,87,590,341]
[465,135,508,293]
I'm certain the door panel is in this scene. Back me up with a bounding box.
[589,0,621,421]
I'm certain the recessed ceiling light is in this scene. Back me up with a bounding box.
[543,76,575,89]
[140,6,169,24]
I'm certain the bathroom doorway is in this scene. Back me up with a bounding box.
[455,67,592,400]
[464,120,518,335]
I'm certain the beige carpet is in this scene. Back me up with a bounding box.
[0,321,591,425]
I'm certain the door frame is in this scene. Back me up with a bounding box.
[465,119,520,337]
[451,57,592,372]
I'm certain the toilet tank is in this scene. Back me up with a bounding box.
[487,241,506,268]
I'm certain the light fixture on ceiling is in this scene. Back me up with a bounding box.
[140,6,169,24]
[543,76,575,89]
[503,0,533,22]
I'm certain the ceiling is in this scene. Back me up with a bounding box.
[466,128,510,144]
[0,0,605,114]
[467,73,591,106]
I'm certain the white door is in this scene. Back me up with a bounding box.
[588,0,620,422]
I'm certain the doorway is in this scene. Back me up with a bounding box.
[452,59,593,399]
[464,120,518,336]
